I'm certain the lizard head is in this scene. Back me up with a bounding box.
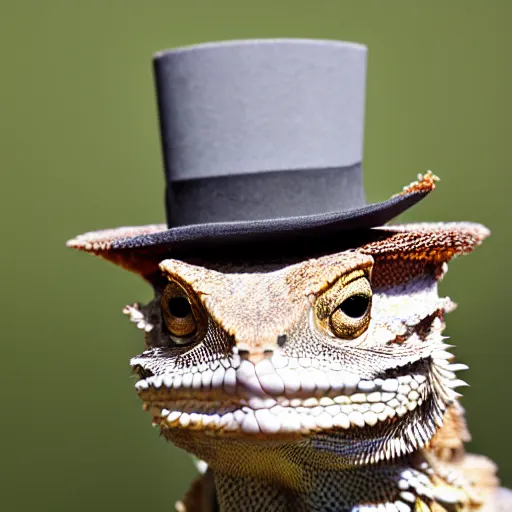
[128,223,489,469]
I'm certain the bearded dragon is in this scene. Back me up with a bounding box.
[67,173,511,511]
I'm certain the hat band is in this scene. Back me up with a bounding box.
[166,164,365,227]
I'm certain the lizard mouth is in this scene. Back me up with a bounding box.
[133,351,461,446]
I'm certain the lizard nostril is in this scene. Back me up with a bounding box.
[277,334,287,347]
[238,348,274,364]
[238,349,251,360]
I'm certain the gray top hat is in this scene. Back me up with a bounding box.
[114,39,431,251]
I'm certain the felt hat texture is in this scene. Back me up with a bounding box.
[69,39,436,261]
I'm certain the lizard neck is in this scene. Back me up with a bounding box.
[210,457,436,512]
[165,428,475,511]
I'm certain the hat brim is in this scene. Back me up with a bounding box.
[69,172,473,279]
[117,187,426,250]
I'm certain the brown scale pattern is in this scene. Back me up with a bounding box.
[360,223,490,264]
[369,260,443,289]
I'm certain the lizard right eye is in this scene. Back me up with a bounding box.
[314,270,372,341]
[161,281,206,345]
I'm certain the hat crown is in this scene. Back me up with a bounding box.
[69,39,434,259]
[153,39,367,182]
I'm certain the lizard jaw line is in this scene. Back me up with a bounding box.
[134,354,465,438]
[145,388,426,436]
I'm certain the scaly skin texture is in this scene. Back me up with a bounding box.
[68,177,512,512]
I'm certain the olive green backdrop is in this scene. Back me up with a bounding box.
[1,1,510,511]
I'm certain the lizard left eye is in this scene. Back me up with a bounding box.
[161,280,207,345]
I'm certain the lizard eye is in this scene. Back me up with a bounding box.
[337,294,371,319]
[161,281,206,344]
[314,271,372,340]
[330,290,371,339]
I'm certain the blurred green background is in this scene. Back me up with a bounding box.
[1,1,510,511]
